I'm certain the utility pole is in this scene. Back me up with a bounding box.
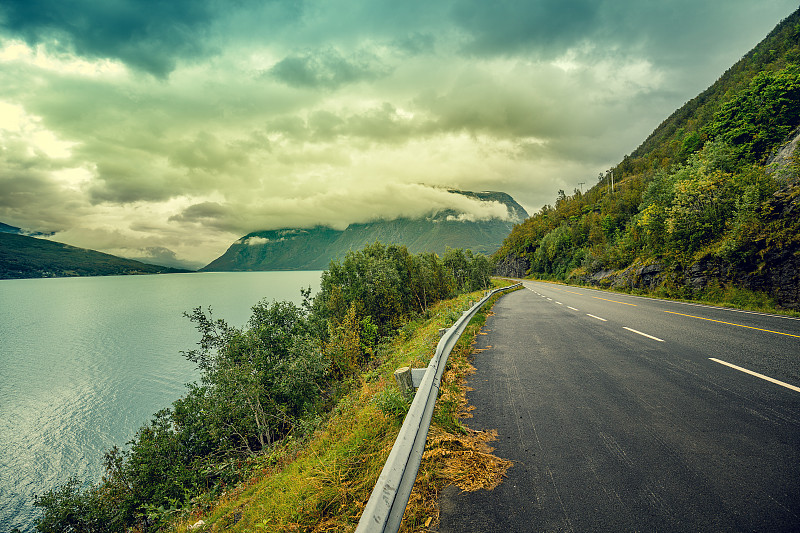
[578,182,585,193]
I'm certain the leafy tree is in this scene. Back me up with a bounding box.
[467,252,492,291]
[34,242,493,532]
[316,243,408,336]
[407,251,451,312]
[442,248,470,289]
[704,65,800,163]
[34,477,115,533]
[665,171,732,256]
[182,301,327,454]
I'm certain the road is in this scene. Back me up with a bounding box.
[437,281,800,532]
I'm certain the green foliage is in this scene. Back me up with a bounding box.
[35,242,494,532]
[326,302,370,379]
[182,301,328,455]
[704,65,800,163]
[532,224,574,275]
[626,8,800,172]
[497,135,785,291]
[33,477,117,533]
[372,387,411,421]
[495,9,800,305]
[315,242,492,338]
[444,247,493,292]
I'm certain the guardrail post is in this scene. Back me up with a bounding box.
[393,366,414,398]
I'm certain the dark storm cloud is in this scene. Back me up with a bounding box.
[269,48,391,89]
[168,131,253,172]
[448,0,793,76]
[0,0,220,75]
[169,201,229,223]
[0,162,85,232]
[0,0,299,76]
[391,32,437,56]
[452,0,600,57]
[0,172,59,211]
[1,0,788,78]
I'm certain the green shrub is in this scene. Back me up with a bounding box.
[35,243,493,532]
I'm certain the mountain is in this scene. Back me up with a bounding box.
[123,247,206,271]
[202,190,528,271]
[0,222,54,237]
[494,8,800,310]
[0,222,21,234]
[0,232,190,279]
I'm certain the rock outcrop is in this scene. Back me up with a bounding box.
[576,249,799,311]
[493,253,530,278]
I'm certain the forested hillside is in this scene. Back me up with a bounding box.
[0,232,188,278]
[494,8,800,310]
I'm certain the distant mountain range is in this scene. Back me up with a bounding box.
[0,227,189,279]
[202,190,528,271]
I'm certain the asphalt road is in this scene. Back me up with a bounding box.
[437,281,800,532]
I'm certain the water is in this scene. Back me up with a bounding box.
[0,271,322,532]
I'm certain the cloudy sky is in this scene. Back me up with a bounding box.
[0,0,797,268]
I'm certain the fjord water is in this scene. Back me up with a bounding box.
[0,271,322,532]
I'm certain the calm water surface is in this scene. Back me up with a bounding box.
[0,271,322,532]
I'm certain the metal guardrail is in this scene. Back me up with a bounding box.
[355,283,522,533]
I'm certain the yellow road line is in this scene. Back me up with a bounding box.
[592,296,637,306]
[664,311,800,338]
[565,290,583,296]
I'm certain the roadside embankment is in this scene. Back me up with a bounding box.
[168,280,517,532]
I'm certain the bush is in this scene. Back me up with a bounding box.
[34,477,120,533]
[35,243,493,532]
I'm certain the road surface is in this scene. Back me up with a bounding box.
[437,281,800,532]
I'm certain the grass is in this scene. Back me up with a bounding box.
[167,280,516,533]
[528,274,800,318]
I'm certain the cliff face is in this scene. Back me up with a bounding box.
[576,250,800,311]
[203,190,528,271]
[493,253,530,279]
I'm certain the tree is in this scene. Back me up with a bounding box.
[182,301,327,455]
[705,65,800,163]
[443,247,469,289]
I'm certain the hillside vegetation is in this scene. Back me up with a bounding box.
[494,8,800,310]
[0,232,189,278]
[33,244,499,532]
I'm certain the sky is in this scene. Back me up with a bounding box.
[0,1,797,269]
